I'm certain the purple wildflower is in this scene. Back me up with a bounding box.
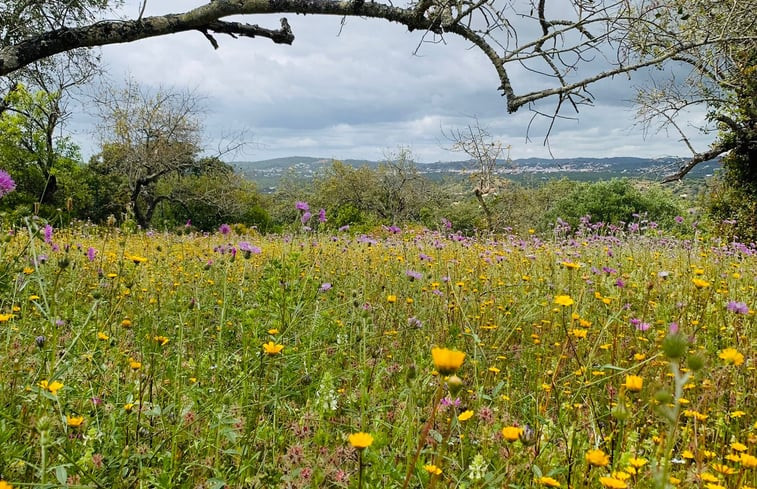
[408,316,423,328]
[301,211,312,224]
[338,225,350,232]
[295,201,310,211]
[318,208,327,223]
[87,247,97,262]
[630,318,651,331]
[674,216,684,224]
[319,282,332,292]
[439,396,461,410]
[219,223,231,235]
[726,301,749,314]
[43,224,53,243]
[357,235,377,245]
[0,170,16,198]
[238,241,262,256]
[669,322,679,334]
[614,278,625,288]
[405,270,422,281]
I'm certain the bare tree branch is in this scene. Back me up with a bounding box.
[662,140,735,183]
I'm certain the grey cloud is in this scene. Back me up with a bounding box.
[67,0,715,163]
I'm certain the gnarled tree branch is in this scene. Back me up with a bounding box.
[662,140,734,183]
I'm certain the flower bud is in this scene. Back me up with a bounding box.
[654,389,673,404]
[447,374,464,395]
[611,402,630,421]
[662,333,687,359]
[687,354,705,372]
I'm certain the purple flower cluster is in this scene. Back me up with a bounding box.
[405,270,422,281]
[44,224,54,244]
[726,301,749,314]
[0,170,15,198]
[630,318,651,331]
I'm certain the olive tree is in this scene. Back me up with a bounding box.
[92,78,205,228]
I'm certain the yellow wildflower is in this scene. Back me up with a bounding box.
[431,347,465,375]
[692,278,710,288]
[348,432,374,449]
[424,464,442,475]
[66,415,84,427]
[263,341,284,355]
[154,335,169,346]
[731,442,747,452]
[705,484,726,489]
[554,295,574,307]
[125,254,147,264]
[624,375,643,392]
[586,449,610,467]
[712,464,736,475]
[628,457,648,468]
[38,380,63,395]
[534,476,561,487]
[719,348,745,366]
[501,426,523,442]
[599,476,627,489]
[458,410,474,421]
[740,454,757,468]
[699,473,720,483]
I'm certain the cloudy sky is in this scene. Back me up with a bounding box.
[70,0,714,163]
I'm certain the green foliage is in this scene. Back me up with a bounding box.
[153,165,273,232]
[701,51,757,242]
[702,169,757,242]
[0,85,88,222]
[544,178,683,230]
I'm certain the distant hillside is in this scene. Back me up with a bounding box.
[230,155,720,191]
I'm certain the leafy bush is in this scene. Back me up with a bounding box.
[544,178,683,230]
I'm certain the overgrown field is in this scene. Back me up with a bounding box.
[0,220,754,489]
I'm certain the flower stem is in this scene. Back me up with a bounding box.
[402,383,443,489]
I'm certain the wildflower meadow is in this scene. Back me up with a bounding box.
[0,212,754,489]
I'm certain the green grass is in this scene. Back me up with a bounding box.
[0,221,754,489]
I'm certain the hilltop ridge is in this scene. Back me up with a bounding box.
[230,155,720,190]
